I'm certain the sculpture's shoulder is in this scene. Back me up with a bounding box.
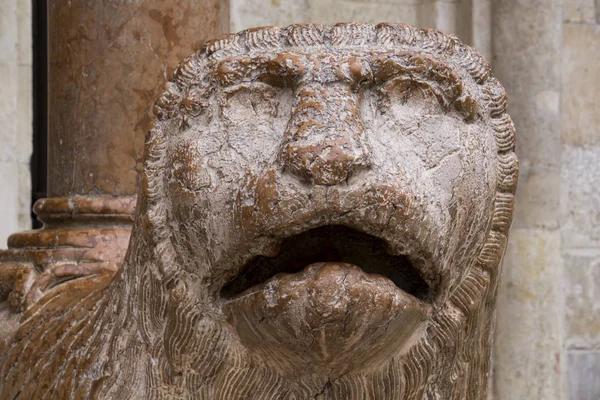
[0,271,115,399]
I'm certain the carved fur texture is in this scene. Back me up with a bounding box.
[0,23,517,399]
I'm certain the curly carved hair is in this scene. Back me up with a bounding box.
[137,22,518,399]
[145,22,516,277]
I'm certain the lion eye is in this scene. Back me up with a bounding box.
[221,83,281,125]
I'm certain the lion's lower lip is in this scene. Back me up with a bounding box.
[224,261,426,304]
[222,262,431,376]
[220,225,432,302]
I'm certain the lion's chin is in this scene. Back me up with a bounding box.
[223,262,430,377]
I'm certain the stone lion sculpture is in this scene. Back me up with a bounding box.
[0,23,517,399]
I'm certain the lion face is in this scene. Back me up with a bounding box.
[159,43,497,379]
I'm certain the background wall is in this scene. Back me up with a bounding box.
[0,0,32,249]
[561,1,600,398]
[231,0,492,60]
[0,0,598,398]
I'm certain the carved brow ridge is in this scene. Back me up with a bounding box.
[213,51,477,119]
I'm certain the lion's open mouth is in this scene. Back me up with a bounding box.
[221,225,431,302]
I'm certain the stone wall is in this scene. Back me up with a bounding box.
[492,1,566,399]
[0,0,598,398]
[0,0,32,249]
[493,2,600,398]
[561,4,600,398]
[231,0,492,60]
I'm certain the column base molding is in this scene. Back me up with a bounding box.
[0,196,135,315]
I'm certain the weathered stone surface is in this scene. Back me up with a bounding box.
[563,0,597,23]
[47,0,229,197]
[0,196,136,344]
[561,23,600,146]
[0,23,516,399]
[16,65,32,165]
[0,0,32,250]
[4,0,600,398]
[309,0,419,26]
[16,63,32,232]
[0,61,17,162]
[0,0,17,61]
[568,351,600,400]
[231,0,420,32]
[495,228,566,400]
[491,2,566,399]
[492,1,562,171]
[0,6,228,331]
[561,146,600,249]
[0,0,228,367]
[230,0,312,32]
[471,0,492,61]
[16,162,31,231]
[564,250,600,349]
[15,0,30,66]
[0,57,21,249]
[417,1,473,34]
[230,0,491,60]
[513,168,560,230]
[0,161,19,249]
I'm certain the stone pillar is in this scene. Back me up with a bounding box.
[0,0,228,338]
[492,1,566,399]
[46,1,228,198]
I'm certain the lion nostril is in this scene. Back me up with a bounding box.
[284,138,369,186]
[280,83,370,186]
[310,145,363,185]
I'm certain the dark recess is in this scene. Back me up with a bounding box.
[30,0,48,229]
[221,225,431,301]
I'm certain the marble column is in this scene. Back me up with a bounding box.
[0,0,228,340]
[491,0,566,399]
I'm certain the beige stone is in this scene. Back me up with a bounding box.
[418,1,468,32]
[0,0,31,248]
[16,65,32,164]
[471,0,492,61]
[0,0,17,63]
[563,0,597,23]
[495,228,566,400]
[309,0,419,26]
[16,0,31,66]
[568,351,600,400]
[491,3,565,398]
[230,0,311,32]
[564,250,600,350]
[561,146,600,249]
[561,23,600,146]
[16,162,30,231]
[0,161,19,249]
[0,61,17,162]
[492,1,562,171]
[417,2,442,29]
[230,0,423,33]
[513,167,559,230]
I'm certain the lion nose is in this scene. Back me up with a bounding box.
[280,84,370,186]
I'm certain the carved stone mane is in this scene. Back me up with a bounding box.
[0,23,517,399]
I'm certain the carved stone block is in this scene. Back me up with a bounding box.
[0,23,517,399]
